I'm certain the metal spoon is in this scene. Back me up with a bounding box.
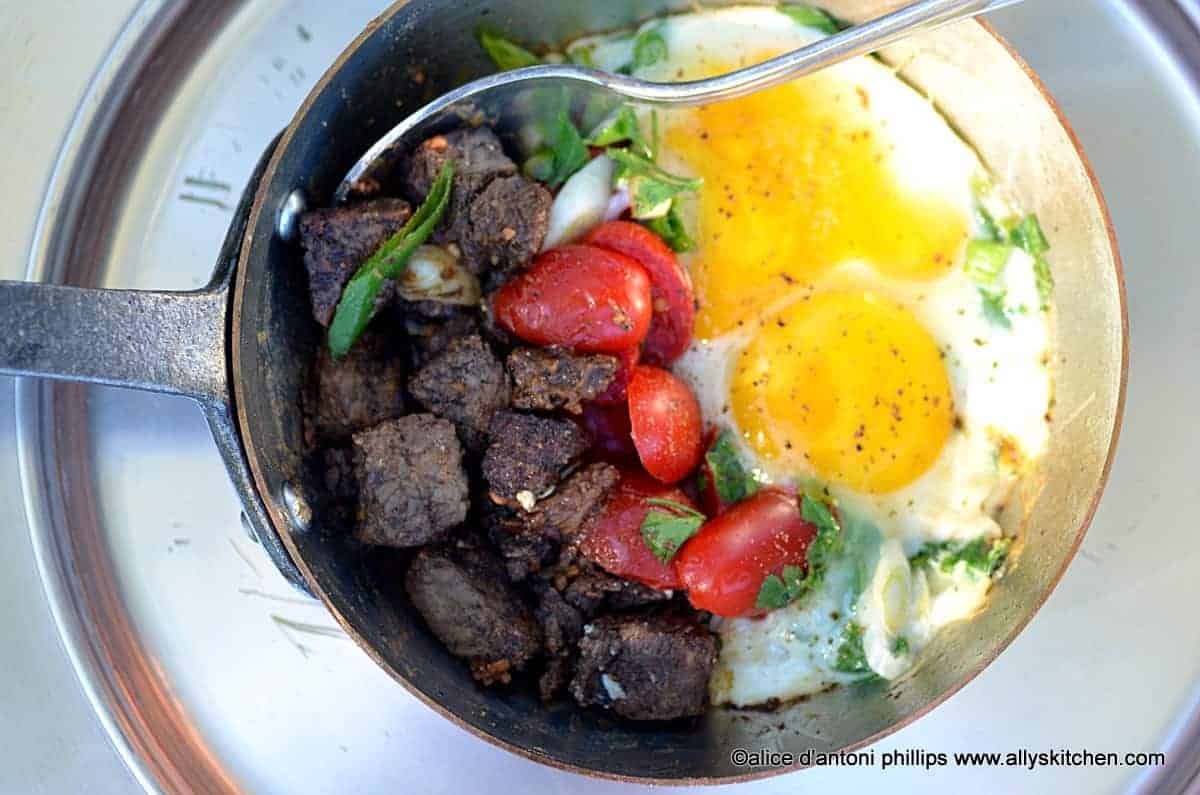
[335,0,1022,202]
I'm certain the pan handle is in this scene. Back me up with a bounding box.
[0,280,229,401]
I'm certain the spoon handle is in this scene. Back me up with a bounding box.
[612,0,1026,106]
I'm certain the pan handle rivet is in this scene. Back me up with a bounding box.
[281,481,313,532]
[276,188,308,242]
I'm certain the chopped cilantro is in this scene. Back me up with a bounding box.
[607,147,702,218]
[640,498,706,564]
[833,622,873,675]
[978,287,1012,329]
[478,30,541,71]
[778,4,843,34]
[754,494,842,610]
[587,106,654,158]
[702,430,759,506]
[643,203,696,252]
[911,536,1012,577]
[544,110,589,188]
[892,636,910,655]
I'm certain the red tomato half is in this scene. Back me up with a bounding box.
[674,488,817,618]
[493,245,652,353]
[583,221,695,366]
[627,365,703,484]
[591,346,639,406]
[579,469,695,590]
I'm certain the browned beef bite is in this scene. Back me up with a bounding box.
[463,175,552,284]
[482,411,589,508]
[570,612,717,721]
[351,414,468,547]
[560,567,673,615]
[408,334,511,451]
[298,198,411,326]
[311,332,405,441]
[400,128,517,248]
[404,311,481,369]
[532,583,585,700]
[507,348,618,415]
[405,538,542,685]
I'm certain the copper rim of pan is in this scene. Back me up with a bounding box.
[232,8,1129,786]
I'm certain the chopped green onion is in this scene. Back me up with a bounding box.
[778,4,842,35]
[631,26,668,71]
[327,162,455,357]
[1011,214,1050,255]
[964,239,1012,285]
[478,30,541,71]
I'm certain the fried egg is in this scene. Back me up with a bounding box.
[575,6,1053,706]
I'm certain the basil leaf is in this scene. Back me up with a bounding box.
[328,161,455,357]
[587,106,653,158]
[833,622,873,674]
[778,4,842,35]
[631,27,668,71]
[640,498,706,564]
[978,287,1012,329]
[703,430,759,506]
[964,239,1012,285]
[478,30,541,71]
[545,110,589,188]
[643,203,696,252]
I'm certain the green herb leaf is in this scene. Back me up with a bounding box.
[640,498,706,564]
[964,239,1012,285]
[778,4,842,34]
[587,106,653,158]
[702,430,759,506]
[755,565,805,610]
[522,149,555,182]
[1011,214,1050,255]
[545,110,589,188]
[1033,256,1054,310]
[608,147,703,218]
[328,161,455,357]
[911,536,1012,577]
[631,26,668,71]
[567,44,597,68]
[892,636,910,655]
[833,622,873,674]
[978,287,1012,329]
[975,205,1006,244]
[478,30,541,71]
[754,495,843,611]
[643,203,696,252]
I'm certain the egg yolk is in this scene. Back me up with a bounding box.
[731,291,954,494]
[664,60,970,338]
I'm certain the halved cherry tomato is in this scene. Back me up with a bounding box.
[591,346,639,405]
[493,245,652,353]
[674,488,817,618]
[579,468,696,589]
[627,365,703,484]
[579,402,637,461]
[583,221,695,366]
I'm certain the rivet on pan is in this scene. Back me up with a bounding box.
[281,481,313,532]
[276,188,308,242]
[239,511,261,545]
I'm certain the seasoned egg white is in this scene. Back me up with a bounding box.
[576,6,1054,706]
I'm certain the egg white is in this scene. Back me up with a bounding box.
[575,6,1053,706]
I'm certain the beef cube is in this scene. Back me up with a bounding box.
[401,128,517,246]
[298,198,412,326]
[561,568,672,616]
[408,334,511,451]
[406,538,542,685]
[507,348,618,415]
[539,656,573,702]
[311,332,405,441]
[533,584,584,701]
[351,414,468,547]
[570,612,717,721]
[486,510,558,582]
[461,175,552,280]
[404,310,480,369]
[482,411,588,508]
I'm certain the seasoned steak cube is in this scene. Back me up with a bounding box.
[486,509,557,582]
[401,128,517,245]
[561,568,672,615]
[482,411,588,507]
[539,657,573,702]
[312,332,405,441]
[408,334,511,451]
[351,415,468,547]
[507,348,618,415]
[299,198,411,326]
[404,310,480,369]
[462,175,552,280]
[405,538,542,685]
[533,584,584,701]
[570,612,717,721]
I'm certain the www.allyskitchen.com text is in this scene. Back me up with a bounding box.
[729,747,1167,771]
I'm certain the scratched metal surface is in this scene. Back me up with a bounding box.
[2,0,1200,793]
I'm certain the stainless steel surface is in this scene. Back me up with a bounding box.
[2,0,1200,792]
[337,0,1021,201]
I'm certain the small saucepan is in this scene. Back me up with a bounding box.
[0,0,1126,783]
